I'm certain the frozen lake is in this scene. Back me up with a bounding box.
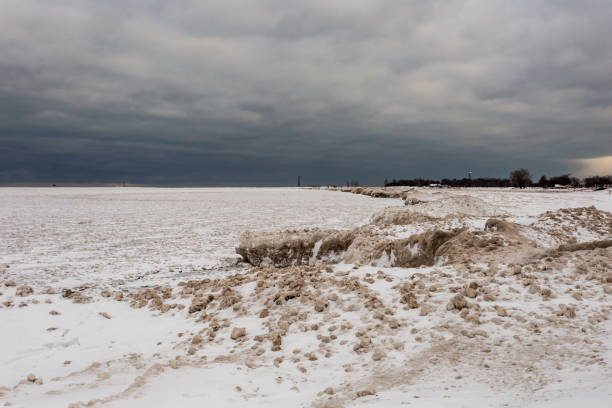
[0,187,400,287]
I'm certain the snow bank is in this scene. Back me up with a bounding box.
[370,229,462,267]
[329,186,411,199]
[236,229,356,267]
[370,207,437,225]
[402,189,441,205]
[525,206,612,247]
[407,195,505,218]
[237,227,465,268]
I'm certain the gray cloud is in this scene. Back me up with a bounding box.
[1,0,611,185]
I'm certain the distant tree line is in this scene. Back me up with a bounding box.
[575,175,612,188]
[384,177,514,187]
[384,169,612,189]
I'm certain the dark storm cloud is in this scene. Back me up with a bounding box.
[1,0,611,185]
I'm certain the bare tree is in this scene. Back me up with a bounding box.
[537,175,548,188]
[509,168,532,188]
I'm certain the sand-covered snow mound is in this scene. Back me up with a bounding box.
[407,195,505,218]
[370,207,438,225]
[368,229,462,267]
[237,217,535,269]
[329,186,414,199]
[236,229,356,267]
[237,226,467,268]
[402,189,442,205]
[526,206,612,246]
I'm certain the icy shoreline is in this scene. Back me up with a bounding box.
[1,187,611,407]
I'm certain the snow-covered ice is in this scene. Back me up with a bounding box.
[0,187,399,287]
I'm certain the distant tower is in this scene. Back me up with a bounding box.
[298,176,301,187]
[467,169,473,180]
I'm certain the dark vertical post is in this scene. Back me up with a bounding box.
[298,176,301,187]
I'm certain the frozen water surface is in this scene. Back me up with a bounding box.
[0,187,400,287]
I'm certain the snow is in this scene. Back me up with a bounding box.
[1,187,611,407]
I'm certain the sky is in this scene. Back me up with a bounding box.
[1,0,611,186]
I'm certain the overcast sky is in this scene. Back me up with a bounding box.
[1,0,611,185]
